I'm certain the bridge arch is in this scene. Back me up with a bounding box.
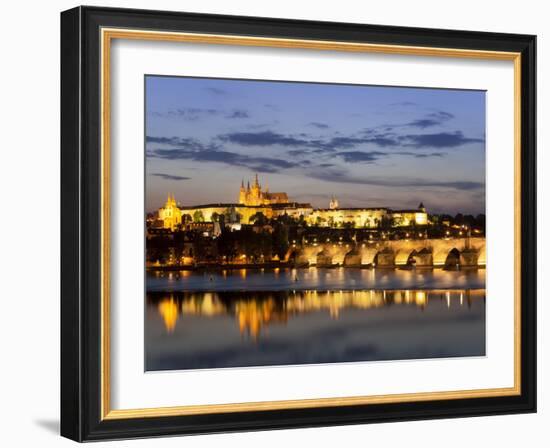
[477,244,486,266]
[444,248,461,268]
[343,248,361,266]
[410,247,433,267]
[434,246,454,267]
[301,246,324,265]
[459,248,480,267]
[395,249,417,266]
[374,248,395,267]
[284,247,299,263]
[329,244,353,265]
[359,247,378,266]
[316,249,333,266]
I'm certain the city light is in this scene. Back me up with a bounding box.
[147,182,484,269]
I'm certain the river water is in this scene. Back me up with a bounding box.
[145,268,485,371]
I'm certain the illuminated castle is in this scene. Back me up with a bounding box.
[153,176,428,230]
[239,174,289,206]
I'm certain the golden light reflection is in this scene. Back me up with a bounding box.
[153,290,484,336]
[158,297,179,332]
[415,291,427,307]
[235,299,287,339]
[181,292,225,316]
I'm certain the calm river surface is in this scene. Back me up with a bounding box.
[146,268,485,371]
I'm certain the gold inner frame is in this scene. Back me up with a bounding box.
[100,27,522,420]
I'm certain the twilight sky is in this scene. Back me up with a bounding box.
[145,76,486,215]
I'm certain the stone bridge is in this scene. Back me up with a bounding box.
[285,237,486,268]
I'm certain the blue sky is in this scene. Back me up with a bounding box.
[145,76,486,215]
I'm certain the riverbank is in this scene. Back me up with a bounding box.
[146,263,485,272]
[146,266,486,293]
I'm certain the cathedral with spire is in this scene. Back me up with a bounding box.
[238,174,289,206]
[157,193,182,230]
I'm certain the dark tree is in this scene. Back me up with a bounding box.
[249,212,268,226]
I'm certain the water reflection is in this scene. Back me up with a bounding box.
[146,288,485,371]
[145,268,486,371]
[151,289,482,337]
[157,298,178,333]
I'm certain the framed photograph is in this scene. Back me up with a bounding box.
[61,6,536,441]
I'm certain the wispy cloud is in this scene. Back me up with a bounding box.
[307,167,484,191]
[335,151,387,163]
[204,87,227,95]
[410,152,446,158]
[217,125,482,153]
[390,101,417,107]
[429,110,454,120]
[248,121,279,130]
[146,136,207,150]
[287,149,310,157]
[406,119,442,129]
[219,131,308,147]
[405,110,455,129]
[149,107,250,121]
[226,110,249,119]
[148,108,220,121]
[148,147,308,173]
[151,173,192,181]
[400,131,484,148]
[334,150,446,163]
[308,122,330,129]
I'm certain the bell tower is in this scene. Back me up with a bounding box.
[159,193,182,230]
[239,179,247,204]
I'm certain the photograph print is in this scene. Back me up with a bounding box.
[144,76,486,371]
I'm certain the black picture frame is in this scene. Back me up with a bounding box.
[61,5,536,442]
